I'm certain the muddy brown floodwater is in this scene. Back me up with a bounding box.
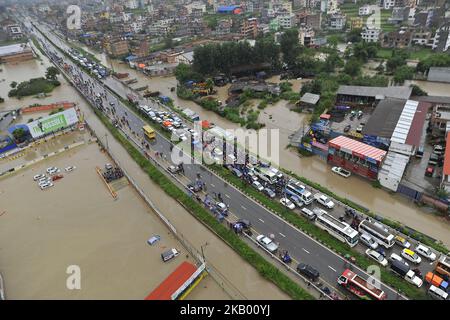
[82,47,450,247]
[0,142,221,299]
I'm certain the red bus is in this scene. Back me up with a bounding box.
[337,269,387,300]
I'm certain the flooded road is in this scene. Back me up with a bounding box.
[406,80,450,97]
[0,47,290,299]
[52,44,450,246]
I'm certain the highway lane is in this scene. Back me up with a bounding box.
[30,21,410,300]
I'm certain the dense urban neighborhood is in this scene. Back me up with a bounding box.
[1,0,450,304]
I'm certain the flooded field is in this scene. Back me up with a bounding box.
[77,47,450,247]
[0,142,224,299]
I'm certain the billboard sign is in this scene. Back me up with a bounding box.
[27,108,78,138]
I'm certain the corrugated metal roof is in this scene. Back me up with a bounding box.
[300,93,320,105]
[328,135,387,162]
[337,85,412,100]
[390,100,419,144]
[405,102,429,147]
[362,98,406,138]
[428,67,450,83]
[379,151,409,180]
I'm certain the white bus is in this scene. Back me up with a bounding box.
[254,167,278,184]
[285,181,313,205]
[358,219,394,249]
[314,208,359,247]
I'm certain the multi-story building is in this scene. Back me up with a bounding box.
[216,19,232,36]
[431,22,450,53]
[277,13,296,29]
[105,38,130,57]
[412,28,433,46]
[4,24,23,40]
[350,17,364,30]
[382,0,396,10]
[241,17,258,38]
[298,25,315,46]
[359,5,372,16]
[382,29,412,48]
[328,13,346,30]
[296,10,322,31]
[361,26,381,42]
[0,43,34,63]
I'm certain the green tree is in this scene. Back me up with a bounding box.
[0,96,4,103]
[416,53,450,74]
[344,59,362,77]
[174,63,203,83]
[280,28,301,68]
[386,55,406,73]
[410,84,428,96]
[12,128,28,143]
[10,81,17,88]
[45,66,60,80]
[393,66,414,84]
[347,28,362,43]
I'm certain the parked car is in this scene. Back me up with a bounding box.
[263,187,276,198]
[401,248,422,264]
[280,197,295,210]
[161,248,179,262]
[65,166,76,172]
[389,253,408,265]
[433,145,445,155]
[314,193,335,209]
[344,125,351,133]
[425,166,434,177]
[168,165,182,174]
[231,168,243,178]
[289,195,303,208]
[252,180,264,191]
[331,166,351,178]
[256,235,279,253]
[296,263,320,282]
[360,233,379,250]
[46,167,60,174]
[366,249,388,267]
[394,235,411,249]
[33,174,46,181]
[415,244,437,261]
[236,219,252,229]
[300,207,317,220]
[39,181,54,190]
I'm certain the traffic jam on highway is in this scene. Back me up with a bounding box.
[29,20,450,301]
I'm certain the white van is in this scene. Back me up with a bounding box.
[300,190,313,205]
[428,285,448,300]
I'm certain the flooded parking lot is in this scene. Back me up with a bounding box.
[0,142,216,299]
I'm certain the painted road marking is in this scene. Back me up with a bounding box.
[225,194,230,199]
[279,233,286,238]
[302,248,310,254]
[328,266,337,272]
[241,206,247,210]
[210,184,215,188]
[259,218,265,223]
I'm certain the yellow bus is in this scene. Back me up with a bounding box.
[143,125,156,140]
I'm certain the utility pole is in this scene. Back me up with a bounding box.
[200,242,209,263]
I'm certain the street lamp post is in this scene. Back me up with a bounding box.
[201,242,209,263]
